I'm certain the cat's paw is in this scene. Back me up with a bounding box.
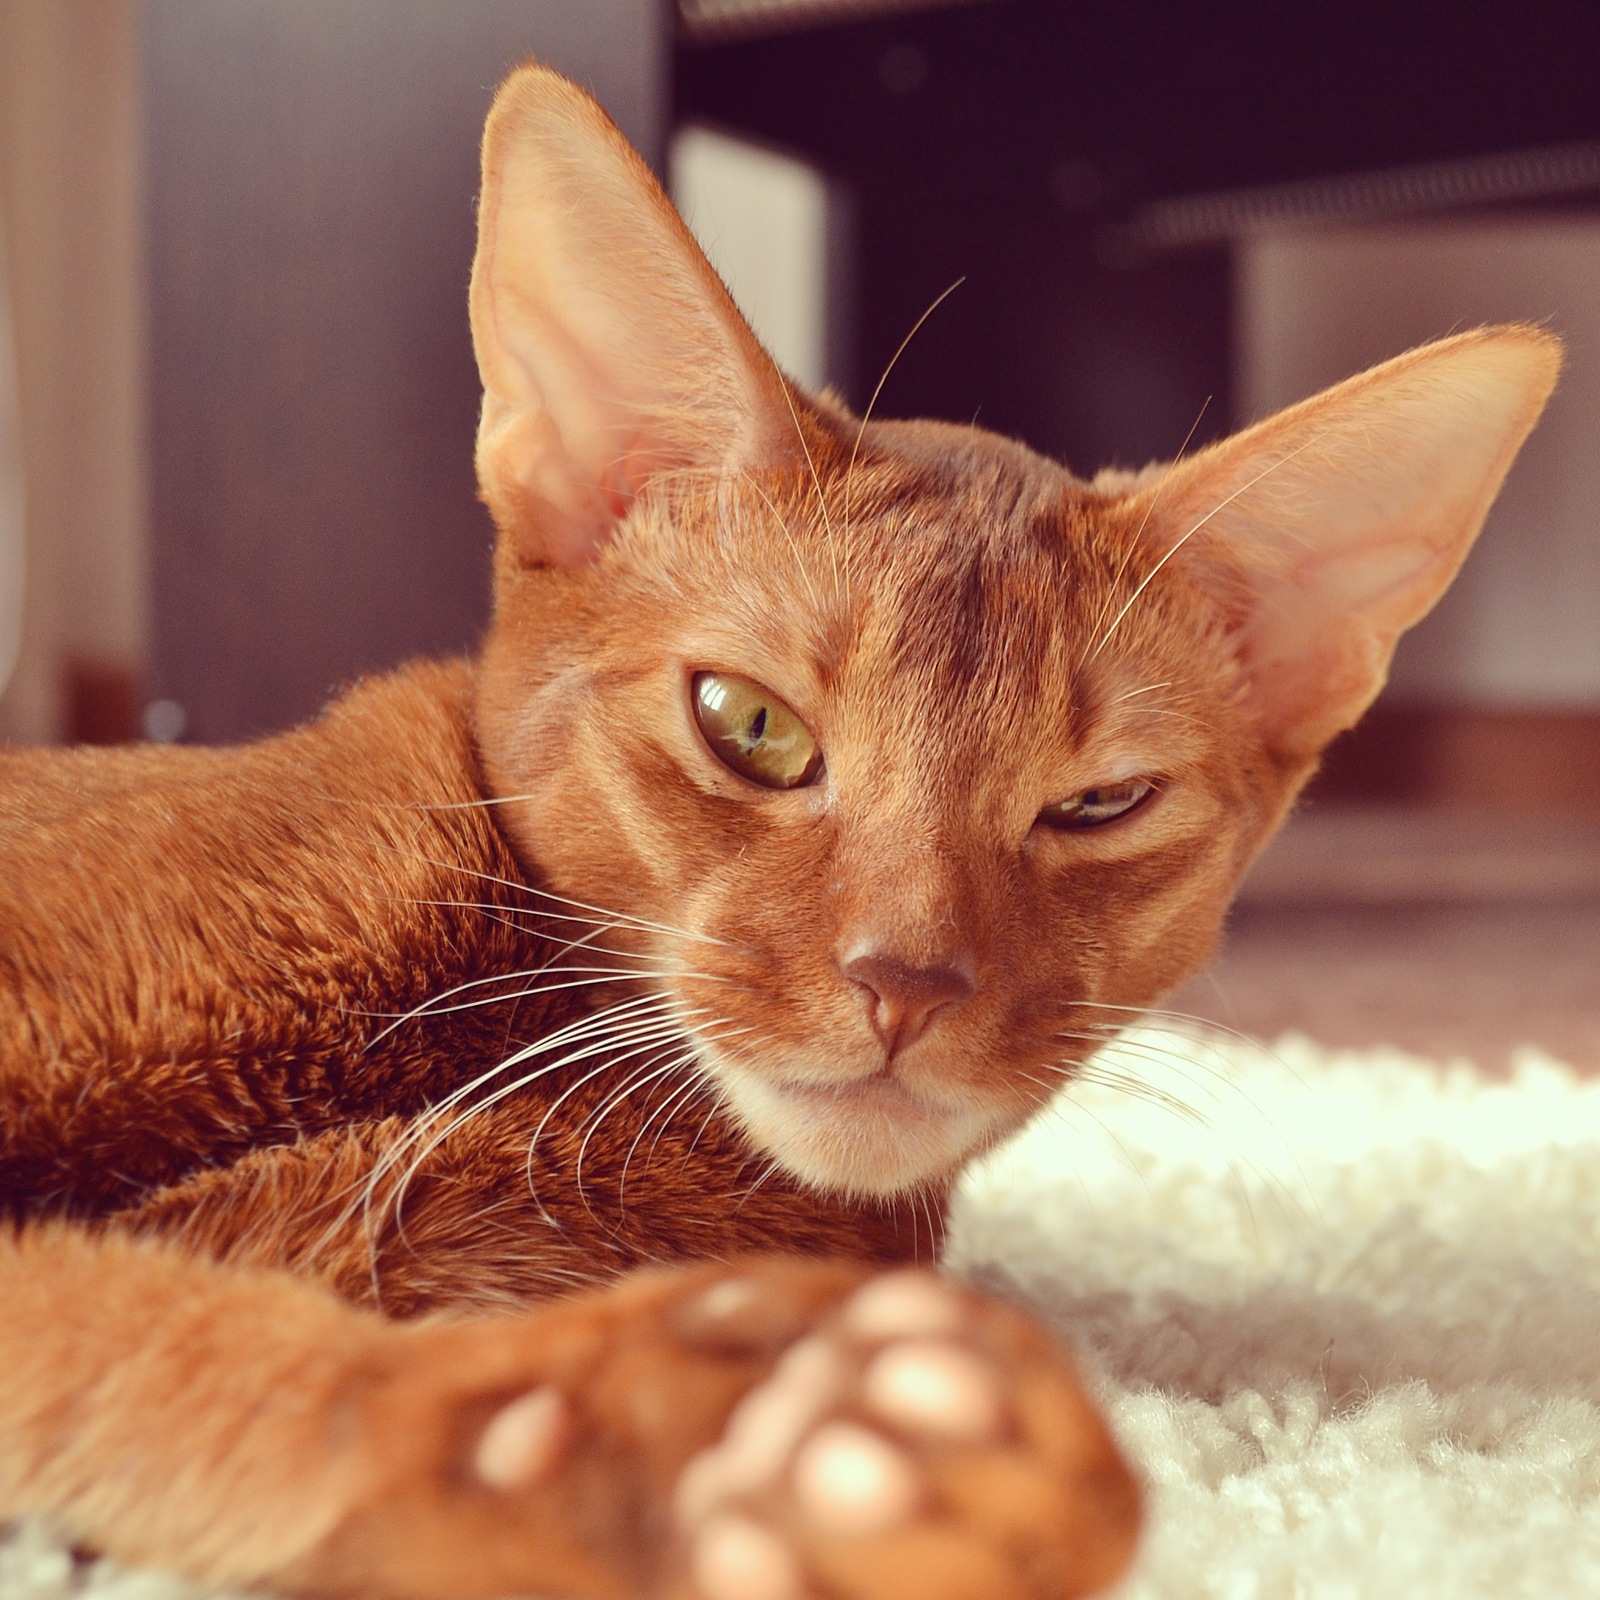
[297,1260,1136,1600]
[665,1267,1139,1600]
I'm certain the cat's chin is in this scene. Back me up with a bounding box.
[710,1062,1006,1198]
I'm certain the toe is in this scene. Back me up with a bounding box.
[792,1422,919,1537]
[472,1386,568,1491]
[842,1273,964,1342]
[863,1340,1003,1444]
[692,1513,802,1600]
[676,1335,850,1524]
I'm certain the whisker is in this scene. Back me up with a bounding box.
[399,896,658,941]
[682,1090,731,1170]
[614,1017,758,1213]
[1103,680,1174,705]
[1049,1025,1319,1230]
[592,1052,711,1224]
[841,276,966,564]
[643,1073,714,1167]
[732,1155,786,1216]
[302,991,683,1278]
[1057,1025,1272,1116]
[357,996,691,1254]
[1087,431,1320,665]
[387,1005,704,1258]
[1058,1060,1211,1127]
[622,1067,708,1196]
[916,1187,943,1268]
[774,378,840,597]
[573,1052,694,1220]
[1037,1090,1159,1195]
[1064,999,1294,1063]
[1077,395,1210,673]
[516,1004,717,1189]
[361,967,699,1047]
[392,849,730,948]
[737,470,827,616]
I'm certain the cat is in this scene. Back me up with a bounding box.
[0,60,1558,1600]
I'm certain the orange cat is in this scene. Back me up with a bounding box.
[0,64,1558,1600]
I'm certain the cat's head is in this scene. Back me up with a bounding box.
[468,66,1559,1199]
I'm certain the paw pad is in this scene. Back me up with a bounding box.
[863,1339,1000,1443]
[676,1271,1016,1597]
[473,1386,567,1491]
[792,1420,918,1535]
[691,1512,801,1600]
[843,1271,965,1340]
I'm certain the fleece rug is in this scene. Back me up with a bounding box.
[6,1029,1600,1599]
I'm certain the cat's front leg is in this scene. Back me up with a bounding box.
[291,1256,1140,1600]
[112,1106,932,1315]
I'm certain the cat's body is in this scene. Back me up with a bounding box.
[3,659,914,1310]
[0,63,1560,1600]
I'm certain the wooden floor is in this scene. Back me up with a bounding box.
[1171,808,1600,1072]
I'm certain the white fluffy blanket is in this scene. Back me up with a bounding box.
[953,1030,1600,1598]
[6,1031,1600,1598]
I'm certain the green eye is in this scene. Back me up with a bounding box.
[692,671,823,791]
[1037,778,1155,831]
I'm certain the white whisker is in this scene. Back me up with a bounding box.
[393,849,730,948]
[386,1004,705,1260]
[1087,432,1320,664]
[1076,396,1210,675]
[841,276,965,566]
[774,377,840,597]
[362,966,702,1047]
[347,996,690,1273]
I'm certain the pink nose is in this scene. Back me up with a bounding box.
[840,951,976,1058]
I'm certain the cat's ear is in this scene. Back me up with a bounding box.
[469,65,794,567]
[1129,326,1561,762]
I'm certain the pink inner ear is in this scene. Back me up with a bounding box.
[604,428,685,514]
[1236,535,1459,758]
[469,67,795,571]
[1133,328,1561,763]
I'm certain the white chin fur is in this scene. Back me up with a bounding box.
[709,1061,1002,1197]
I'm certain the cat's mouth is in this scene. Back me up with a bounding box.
[706,1055,1006,1198]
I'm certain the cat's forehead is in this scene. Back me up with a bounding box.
[640,417,1197,752]
[720,417,1128,682]
[857,415,1083,495]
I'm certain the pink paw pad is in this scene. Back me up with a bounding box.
[677,1336,846,1522]
[791,1420,918,1536]
[473,1386,568,1491]
[676,1272,1011,1598]
[691,1512,801,1600]
[842,1272,965,1341]
[863,1339,1002,1443]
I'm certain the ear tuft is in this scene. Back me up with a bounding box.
[1129,325,1562,761]
[470,64,794,568]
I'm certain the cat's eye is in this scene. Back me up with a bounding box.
[1036,778,1155,831]
[691,671,823,790]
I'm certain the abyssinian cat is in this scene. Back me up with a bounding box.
[0,62,1559,1600]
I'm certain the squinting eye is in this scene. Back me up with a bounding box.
[1036,778,1155,831]
[691,671,823,791]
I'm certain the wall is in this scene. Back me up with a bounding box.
[145,0,666,743]
[1237,217,1600,710]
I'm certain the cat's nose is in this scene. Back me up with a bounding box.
[839,949,976,1058]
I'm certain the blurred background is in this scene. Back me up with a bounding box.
[3,0,1599,1065]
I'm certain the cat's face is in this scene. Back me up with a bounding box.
[479,418,1284,1195]
[469,66,1559,1199]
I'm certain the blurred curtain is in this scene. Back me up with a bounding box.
[0,0,147,745]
